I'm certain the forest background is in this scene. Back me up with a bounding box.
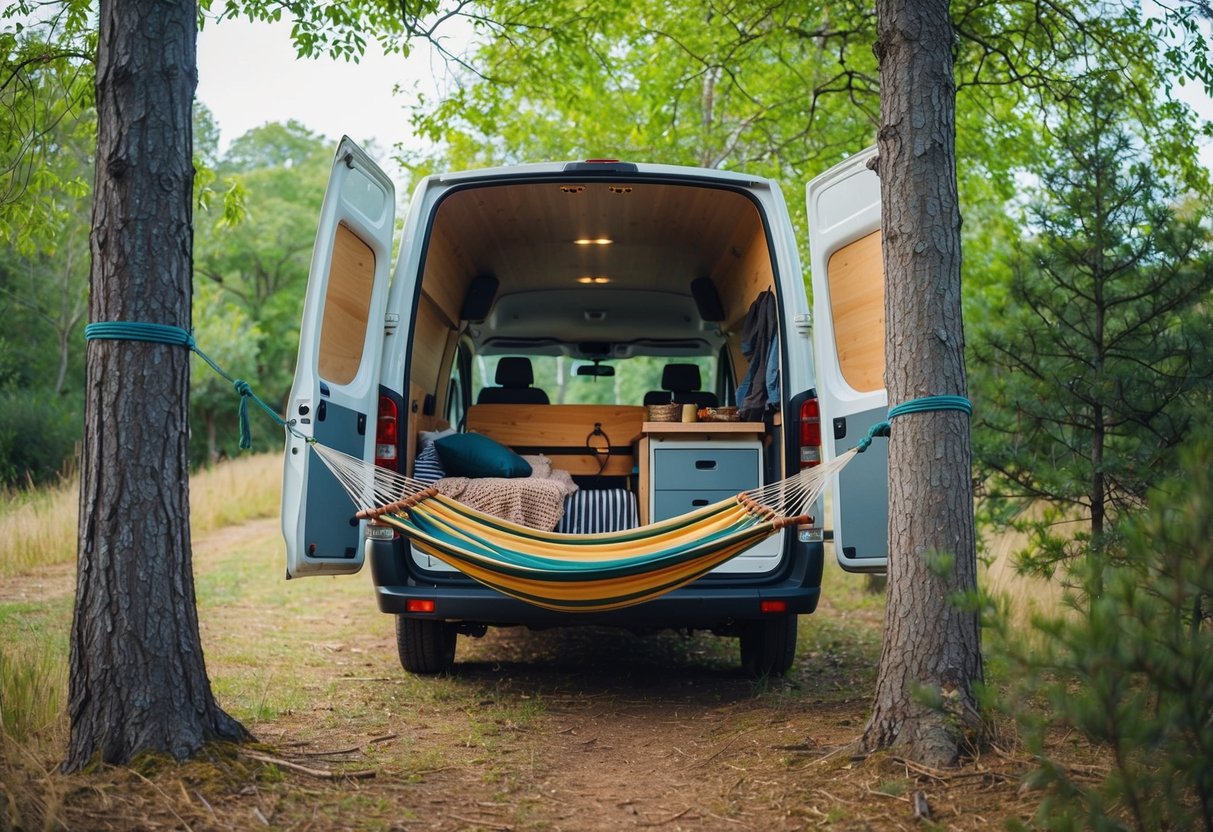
[3,1,1212,485]
[3,0,1213,824]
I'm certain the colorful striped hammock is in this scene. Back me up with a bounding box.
[310,442,857,612]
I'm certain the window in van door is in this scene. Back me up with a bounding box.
[317,223,376,385]
[826,230,885,393]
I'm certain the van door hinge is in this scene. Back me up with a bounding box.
[384,312,399,337]
[793,312,812,336]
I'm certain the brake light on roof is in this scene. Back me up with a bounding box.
[375,394,398,468]
[799,397,822,468]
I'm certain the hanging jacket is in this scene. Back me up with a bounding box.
[736,291,777,421]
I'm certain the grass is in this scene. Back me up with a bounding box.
[0,476,76,580]
[0,460,1080,830]
[0,453,284,825]
[0,452,281,580]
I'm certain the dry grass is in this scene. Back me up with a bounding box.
[0,477,76,580]
[0,453,280,580]
[188,453,281,534]
[979,507,1086,632]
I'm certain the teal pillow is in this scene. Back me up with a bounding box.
[434,433,532,478]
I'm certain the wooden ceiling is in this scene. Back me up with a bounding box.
[425,178,774,355]
[431,180,765,294]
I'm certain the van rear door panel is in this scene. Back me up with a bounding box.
[806,148,889,572]
[282,138,395,577]
[831,406,889,568]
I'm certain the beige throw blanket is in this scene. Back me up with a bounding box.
[435,455,578,531]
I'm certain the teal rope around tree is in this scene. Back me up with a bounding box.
[854,394,972,453]
[84,321,302,448]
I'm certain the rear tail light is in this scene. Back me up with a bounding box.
[760,600,788,614]
[406,599,436,614]
[799,397,822,468]
[375,394,399,469]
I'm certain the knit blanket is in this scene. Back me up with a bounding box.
[435,455,578,531]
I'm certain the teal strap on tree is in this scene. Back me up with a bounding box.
[85,320,302,448]
[854,394,972,453]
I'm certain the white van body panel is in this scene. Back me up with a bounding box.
[281,137,396,577]
[806,148,890,572]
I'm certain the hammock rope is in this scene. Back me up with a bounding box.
[84,321,301,449]
[84,318,971,612]
[304,394,969,611]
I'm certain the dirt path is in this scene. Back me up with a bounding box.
[7,516,1039,831]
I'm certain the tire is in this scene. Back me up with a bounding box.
[396,616,458,674]
[739,614,798,677]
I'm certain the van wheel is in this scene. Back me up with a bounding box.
[396,616,457,674]
[739,614,798,677]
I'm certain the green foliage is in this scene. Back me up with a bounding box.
[193,121,332,442]
[990,436,1213,831]
[0,388,81,487]
[971,77,1213,566]
[215,0,443,60]
[190,282,265,463]
[0,12,95,252]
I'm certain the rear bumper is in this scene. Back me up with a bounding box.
[368,536,824,630]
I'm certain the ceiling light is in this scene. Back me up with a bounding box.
[573,237,613,245]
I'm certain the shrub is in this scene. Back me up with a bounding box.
[991,437,1213,830]
[0,388,81,487]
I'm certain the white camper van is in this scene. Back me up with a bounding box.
[281,140,888,676]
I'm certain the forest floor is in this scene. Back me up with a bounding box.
[1,516,1081,831]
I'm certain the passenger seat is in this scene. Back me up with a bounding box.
[477,357,550,404]
[643,364,718,408]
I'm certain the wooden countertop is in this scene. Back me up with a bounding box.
[641,421,765,434]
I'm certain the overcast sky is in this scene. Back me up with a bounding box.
[195,18,462,163]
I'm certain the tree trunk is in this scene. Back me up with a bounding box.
[65,0,247,771]
[861,0,983,768]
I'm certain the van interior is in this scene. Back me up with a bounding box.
[396,175,789,541]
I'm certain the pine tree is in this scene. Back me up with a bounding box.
[971,78,1213,569]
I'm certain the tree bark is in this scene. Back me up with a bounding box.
[65,0,247,771]
[861,0,983,768]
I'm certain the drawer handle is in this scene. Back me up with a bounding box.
[694,460,717,470]
[692,499,710,506]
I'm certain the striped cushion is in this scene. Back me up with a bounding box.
[556,488,639,535]
[413,440,447,484]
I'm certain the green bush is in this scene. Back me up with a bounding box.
[991,437,1213,831]
[0,388,81,486]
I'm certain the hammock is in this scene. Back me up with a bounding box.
[83,320,967,612]
[309,442,858,613]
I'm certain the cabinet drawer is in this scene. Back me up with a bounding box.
[652,448,758,491]
[653,490,740,522]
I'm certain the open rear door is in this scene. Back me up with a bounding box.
[281,138,395,577]
[807,148,889,572]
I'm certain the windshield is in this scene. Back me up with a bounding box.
[472,354,719,406]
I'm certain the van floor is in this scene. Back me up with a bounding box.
[6,516,1089,831]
